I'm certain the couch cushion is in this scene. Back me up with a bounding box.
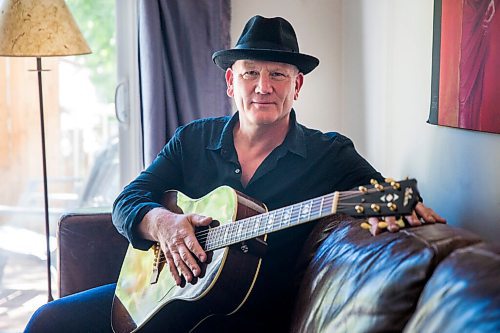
[58,211,128,297]
[291,215,482,333]
[403,243,500,333]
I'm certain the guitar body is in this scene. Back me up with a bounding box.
[112,186,267,333]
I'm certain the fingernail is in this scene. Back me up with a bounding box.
[389,225,399,232]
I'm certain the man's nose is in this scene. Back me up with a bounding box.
[256,74,273,94]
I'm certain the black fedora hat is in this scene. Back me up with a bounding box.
[212,15,319,75]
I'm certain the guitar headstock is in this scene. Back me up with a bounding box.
[340,178,420,218]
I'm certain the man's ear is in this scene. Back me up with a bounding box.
[294,73,304,100]
[225,68,234,97]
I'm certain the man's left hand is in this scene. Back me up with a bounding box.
[367,202,447,236]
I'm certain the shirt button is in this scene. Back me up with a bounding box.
[234,168,241,174]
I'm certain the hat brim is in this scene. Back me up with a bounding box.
[212,48,319,75]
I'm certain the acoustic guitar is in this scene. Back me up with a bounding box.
[112,178,420,333]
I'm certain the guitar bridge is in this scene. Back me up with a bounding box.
[150,243,163,284]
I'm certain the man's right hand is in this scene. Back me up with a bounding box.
[137,207,213,286]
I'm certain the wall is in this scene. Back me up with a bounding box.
[231,0,500,241]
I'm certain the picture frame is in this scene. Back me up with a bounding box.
[429,0,500,134]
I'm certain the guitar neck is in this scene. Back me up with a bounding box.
[202,192,340,251]
[199,178,419,251]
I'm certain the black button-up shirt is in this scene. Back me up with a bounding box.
[112,110,382,329]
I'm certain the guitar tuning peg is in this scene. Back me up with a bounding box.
[360,221,371,230]
[375,184,384,191]
[377,221,388,229]
[370,179,379,185]
[358,186,368,193]
[391,181,401,190]
[387,202,397,211]
[355,205,364,214]
[370,203,381,213]
[384,177,395,183]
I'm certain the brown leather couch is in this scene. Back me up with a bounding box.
[58,212,500,332]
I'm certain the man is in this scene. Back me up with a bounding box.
[25,15,445,332]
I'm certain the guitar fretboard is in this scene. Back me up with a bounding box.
[202,192,339,251]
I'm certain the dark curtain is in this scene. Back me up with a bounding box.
[139,0,232,165]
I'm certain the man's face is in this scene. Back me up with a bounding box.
[225,60,303,128]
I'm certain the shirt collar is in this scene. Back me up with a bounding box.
[206,109,307,159]
[206,111,239,152]
[283,110,307,158]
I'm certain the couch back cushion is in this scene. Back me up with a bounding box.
[403,243,500,333]
[291,216,481,333]
[58,212,129,297]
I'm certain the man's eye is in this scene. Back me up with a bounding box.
[242,71,259,79]
[270,72,287,80]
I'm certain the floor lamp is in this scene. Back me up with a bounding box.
[0,0,91,302]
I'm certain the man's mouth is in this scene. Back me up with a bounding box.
[252,100,274,105]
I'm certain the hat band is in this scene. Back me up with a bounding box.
[235,41,297,53]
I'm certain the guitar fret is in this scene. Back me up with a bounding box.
[322,194,332,216]
[237,222,243,239]
[205,229,213,250]
[308,198,318,221]
[227,223,234,245]
[232,223,239,244]
[229,223,236,247]
[312,197,322,220]
[252,216,259,238]
[243,217,251,241]
[212,225,218,248]
[224,225,229,243]
[219,224,227,248]
[206,228,214,250]
[282,207,292,227]
[289,204,299,227]
[319,197,325,218]
[267,211,275,232]
[257,215,265,236]
[278,208,285,228]
[299,200,312,222]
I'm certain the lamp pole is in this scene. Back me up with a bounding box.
[35,57,53,302]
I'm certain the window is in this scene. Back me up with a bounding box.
[0,0,134,330]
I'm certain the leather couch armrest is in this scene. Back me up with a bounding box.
[57,210,128,297]
[403,242,500,332]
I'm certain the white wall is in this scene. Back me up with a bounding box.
[231,0,500,242]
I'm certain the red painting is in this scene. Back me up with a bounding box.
[429,0,500,134]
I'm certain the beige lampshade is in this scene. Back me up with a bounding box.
[0,0,91,57]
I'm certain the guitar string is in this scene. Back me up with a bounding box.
[192,185,398,244]
[155,184,404,262]
[155,199,380,265]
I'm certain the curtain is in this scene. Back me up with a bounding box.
[138,0,232,165]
